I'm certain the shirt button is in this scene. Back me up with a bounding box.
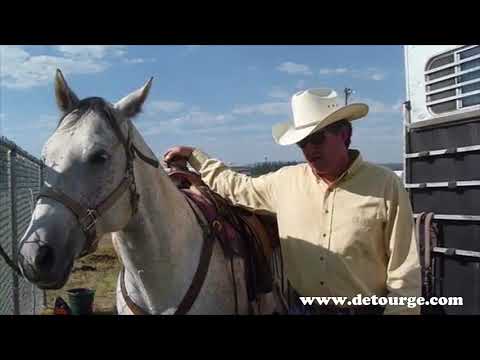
[325,209,329,214]
[320,256,324,261]
[322,233,326,237]
[320,281,325,286]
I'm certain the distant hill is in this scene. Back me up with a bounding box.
[248,161,300,176]
[379,163,403,171]
[243,161,403,177]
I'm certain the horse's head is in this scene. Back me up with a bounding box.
[18,70,155,289]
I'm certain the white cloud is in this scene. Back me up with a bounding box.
[268,88,290,100]
[185,45,203,53]
[187,122,271,136]
[370,73,385,81]
[124,58,144,64]
[0,45,124,89]
[123,57,157,64]
[318,66,386,81]
[32,115,58,130]
[276,62,312,76]
[5,114,58,132]
[228,123,271,134]
[352,97,400,114]
[359,68,386,81]
[232,102,290,116]
[392,99,404,112]
[141,110,235,136]
[138,121,171,136]
[319,67,350,75]
[176,111,234,129]
[148,100,185,113]
[55,45,127,59]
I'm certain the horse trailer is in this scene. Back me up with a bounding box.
[403,45,480,314]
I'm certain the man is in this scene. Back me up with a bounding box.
[164,88,421,315]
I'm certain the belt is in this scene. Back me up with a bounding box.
[288,286,384,316]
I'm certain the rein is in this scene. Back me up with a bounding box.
[119,194,219,315]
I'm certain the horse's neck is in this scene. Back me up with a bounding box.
[113,159,206,313]
[111,125,253,314]
[110,120,206,313]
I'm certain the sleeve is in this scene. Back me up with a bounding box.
[383,173,422,315]
[188,148,278,215]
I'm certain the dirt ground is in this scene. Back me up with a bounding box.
[42,235,121,315]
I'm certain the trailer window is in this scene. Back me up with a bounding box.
[460,46,480,59]
[463,94,480,107]
[426,45,480,114]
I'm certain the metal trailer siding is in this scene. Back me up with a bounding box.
[404,45,480,314]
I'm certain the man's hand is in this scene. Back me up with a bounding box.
[163,146,195,166]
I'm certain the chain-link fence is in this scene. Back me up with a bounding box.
[0,136,46,315]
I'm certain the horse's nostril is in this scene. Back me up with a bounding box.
[34,246,55,273]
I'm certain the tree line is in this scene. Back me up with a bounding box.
[247,161,402,177]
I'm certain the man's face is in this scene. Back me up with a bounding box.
[297,126,349,176]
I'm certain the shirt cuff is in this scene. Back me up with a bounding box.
[188,148,210,172]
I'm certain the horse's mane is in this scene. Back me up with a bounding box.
[57,97,111,129]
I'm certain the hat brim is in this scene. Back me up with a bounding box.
[272,103,369,146]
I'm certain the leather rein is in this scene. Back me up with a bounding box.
[119,194,219,315]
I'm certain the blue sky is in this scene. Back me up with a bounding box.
[0,45,406,165]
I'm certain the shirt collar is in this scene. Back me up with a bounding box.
[343,149,363,178]
[311,149,364,189]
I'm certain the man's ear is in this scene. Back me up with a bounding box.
[340,125,352,149]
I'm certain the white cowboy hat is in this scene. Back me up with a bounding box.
[272,88,369,146]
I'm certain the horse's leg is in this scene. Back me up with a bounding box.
[115,275,132,315]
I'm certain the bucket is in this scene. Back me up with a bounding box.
[67,288,95,315]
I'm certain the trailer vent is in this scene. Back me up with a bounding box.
[425,45,480,114]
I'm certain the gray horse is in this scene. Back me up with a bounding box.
[17,70,280,314]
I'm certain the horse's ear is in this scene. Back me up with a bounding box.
[54,69,79,113]
[114,77,153,119]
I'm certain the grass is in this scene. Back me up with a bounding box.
[42,235,121,315]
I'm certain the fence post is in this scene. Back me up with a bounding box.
[7,147,19,315]
[39,163,47,310]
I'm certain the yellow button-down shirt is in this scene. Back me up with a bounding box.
[188,148,421,314]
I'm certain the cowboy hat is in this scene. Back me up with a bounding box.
[272,88,369,146]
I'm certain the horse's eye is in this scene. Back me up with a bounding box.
[88,150,110,164]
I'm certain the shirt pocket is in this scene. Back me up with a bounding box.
[350,214,383,227]
[332,209,384,256]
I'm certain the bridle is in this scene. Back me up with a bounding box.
[29,105,220,315]
[37,106,159,257]
[1,106,157,277]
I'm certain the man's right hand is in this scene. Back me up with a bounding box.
[163,146,195,166]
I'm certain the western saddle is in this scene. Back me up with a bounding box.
[167,161,282,308]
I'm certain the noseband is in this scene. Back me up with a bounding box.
[37,107,159,257]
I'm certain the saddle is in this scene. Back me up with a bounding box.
[168,165,280,303]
